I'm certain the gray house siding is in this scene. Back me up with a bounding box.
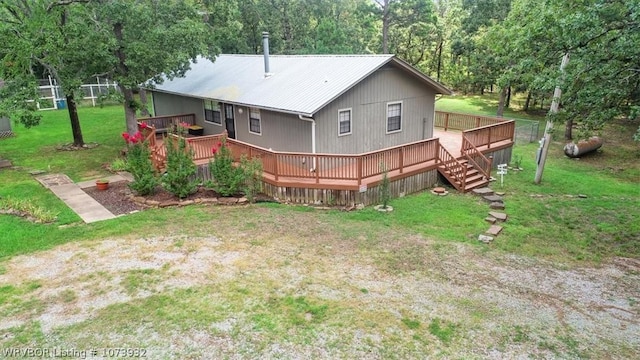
[232,106,311,153]
[313,64,436,154]
[151,92,226,135]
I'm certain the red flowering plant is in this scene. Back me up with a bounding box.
[122,130,158,195]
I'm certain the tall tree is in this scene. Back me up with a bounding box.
[88,0,215,134]
[0,0,100,146]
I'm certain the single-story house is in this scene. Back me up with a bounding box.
[148,39,451,155]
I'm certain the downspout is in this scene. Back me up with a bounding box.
[298,114,316,171]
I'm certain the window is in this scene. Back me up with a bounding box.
[249,108,261,135]
[204,100,221,125]
[338,108,352,136]
[387,102,402,133]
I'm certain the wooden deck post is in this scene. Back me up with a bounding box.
[444,113,449,131]
[315,155,320,184]
[357,157,362,185]
[274,155,279,181]
[487,127,492,148]
[476,117,481,128]
[399,147,404,174]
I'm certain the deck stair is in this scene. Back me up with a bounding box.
[436,142,490,192]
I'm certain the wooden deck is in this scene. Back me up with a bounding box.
[140,111,515,193]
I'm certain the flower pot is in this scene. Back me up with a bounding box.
[96,180,110,191]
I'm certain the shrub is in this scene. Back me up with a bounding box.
[241,155,263,202]
[379,162,390,209]
[162,132,198,198]
[207,136,245,196]
[123,131,158,196]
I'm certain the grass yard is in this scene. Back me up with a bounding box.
[0,99,638,358]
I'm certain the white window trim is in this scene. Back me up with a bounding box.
[203,100,222,126]
[248,107,262,136]
[386,101,403,134]
[337,108,352,137]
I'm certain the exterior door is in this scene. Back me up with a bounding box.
[224,104,236,139]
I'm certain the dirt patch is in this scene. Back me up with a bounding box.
[0,229,637,358]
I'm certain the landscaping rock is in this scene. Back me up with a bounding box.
[495,191,506,196]
[483,195,503,203]
[145,200,160,206]
[133,196,146,204]
[486,225,503,236]
[485,217,497,224]
[433,187,447,194]
[237,197,248,204]
[478,234,494,243]
[472,187,494,196]
[578,194,588,198]
[159,201,179,208]
[356,203,365,210]
[179,200,195,206]
[0,159,12,168]
[490,202,505,210]
[218,197,238,205]
[488,211,508,221]
[200,198,218,204]
[29,170,46,176]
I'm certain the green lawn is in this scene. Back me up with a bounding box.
[0,100,638,262]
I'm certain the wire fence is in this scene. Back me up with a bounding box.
[513,118,542,144]
[37,76,119,110]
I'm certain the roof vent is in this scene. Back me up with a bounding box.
[262,32,272,78]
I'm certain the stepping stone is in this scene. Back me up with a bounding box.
[0,159,12,168]
[489,211,507,221]
[495,191,506,196]
[433,187,447,194]
[483,195,503,203]
[478,234,494,243]
[484,217,497,224]
[486,225,503,236]
[472,187,494,196]
[490,202,505,210]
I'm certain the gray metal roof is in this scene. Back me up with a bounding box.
[152,54,451,116]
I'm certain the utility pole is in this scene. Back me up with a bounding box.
[534,53,570,184]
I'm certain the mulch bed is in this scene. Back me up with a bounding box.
[83,181,144,216]
[83,180,275,216]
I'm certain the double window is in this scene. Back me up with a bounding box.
[338,108,352,136]
[249,108,261,135]
[204,100,221,125]
[387,102,402,133]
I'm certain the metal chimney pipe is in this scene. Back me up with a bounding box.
[262,32,271,77]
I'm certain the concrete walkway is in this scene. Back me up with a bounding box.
[36,173,128,223]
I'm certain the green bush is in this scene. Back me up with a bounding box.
[241,155,263,202]
[207,137,245,196]
[162,135,198,198]
[123,131,158,196]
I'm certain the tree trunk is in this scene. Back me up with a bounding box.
[524,91,532,111]
[497,86,508,117]
[381,0,390,53]
[120,85,138,135]
[436,39,443,82]
[139,87,150,117]
[66,94,84,147]
[506,86,511,108]
[565,118,573,140]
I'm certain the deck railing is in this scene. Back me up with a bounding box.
[138,113,196,132]
[173,134,439,186]
[461,135,492,179]
[435,111,509,131]
[462,121,515,150]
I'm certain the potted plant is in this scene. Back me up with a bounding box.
[95,179,110,190]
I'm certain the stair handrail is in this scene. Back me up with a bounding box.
[438,143,467,187]
[461,135,492,179]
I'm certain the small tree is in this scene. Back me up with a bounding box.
[123,127,158,196]
[162,124,197,198]
[241,155,263,203]
[379,162,390,209]
[207,136,245,196]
